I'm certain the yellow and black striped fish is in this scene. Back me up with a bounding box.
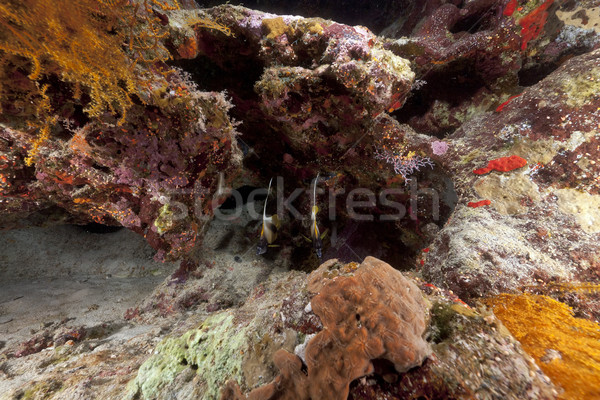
[310,173,323,258]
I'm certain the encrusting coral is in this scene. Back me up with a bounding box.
[222,256,431,400]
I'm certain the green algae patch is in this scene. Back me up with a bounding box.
[128,312,248,400]
[154,204,176,235]
[371,47,414,80]
[20,379,63,400]
[561,67,600,108]
[459,149,482,165]
[428,301,482,343]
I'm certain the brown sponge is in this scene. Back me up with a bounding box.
[223,256,431,400]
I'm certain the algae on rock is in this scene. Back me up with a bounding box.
[128,312,248,400]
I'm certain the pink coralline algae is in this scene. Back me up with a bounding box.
[431,140,448,155]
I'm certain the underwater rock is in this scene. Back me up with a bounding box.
[220,257,555,400]
[0,0,243,261]
[383,0,524,136]
[421,206,571,300]
[0,9,241,261]
[222,256,431,400]
[421,48,600,302]
[383,0,600,137]
[191,0,410,35]
[0,87,241,261]
[0,2,423,262]
[349,281,558,399]
[168,4,417,190]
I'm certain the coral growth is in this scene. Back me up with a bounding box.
[375,148,434,183]
[0,82,241,260]
[0,0,180,163]
[385,0,524,135]
[487,293,600,400]
[223,257,431,400]
[0,1,243,261]
[383,0,583,137]
[422,47,600,300]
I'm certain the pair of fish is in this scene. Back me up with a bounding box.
[256,175,323,258]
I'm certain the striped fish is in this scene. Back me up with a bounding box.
[257,178,279,255]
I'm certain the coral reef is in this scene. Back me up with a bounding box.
[2,0,600,399]
[0,1,242,261]
[421,47,600,300]
[1,241,557,400]
[383,0,600,138]
[220,258,556,400]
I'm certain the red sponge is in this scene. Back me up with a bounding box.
[474,155,527,175]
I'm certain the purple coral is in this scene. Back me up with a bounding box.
[375,149,434,183]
